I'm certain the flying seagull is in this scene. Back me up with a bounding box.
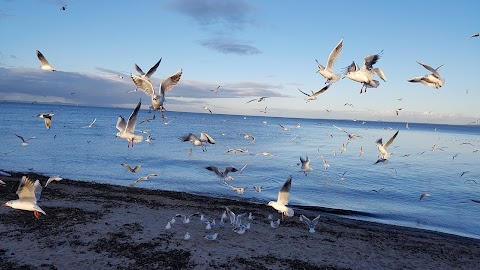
[121,163,142,173]
[298,84,332,102]
[45,176,62,187]
[342,51,387,94]
[3,176,46,219]
[205,166,238,180]
[36,50,56,71]
[299,155,313,175]
[131,173,158,186]
[407,61,445,89]
[180,132,215,151]
[115,99,143,148]
[268,175,294,220]
[315,38,344,84]
[246,97,268,104]
[15,134,35,146]
[376,130,399,161]
[332,124,361,140]
[468,32,480,39]
[37,113,55,129]
[82,118,97,128]
[300,214,321,233]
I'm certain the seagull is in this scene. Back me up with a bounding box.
[211,86,221,93]
[121,163,142,173]
[240,133,256,144]
[256,152,274,156]
[82,118,97,128]
[60,5,67,11]
[15,134,36,146]
[116,100,143,148]
[246,97,268,104]
[253,186,263,192]
[359,146,364,157]
[300,214,321,233]
[131,69,182,118]
[180,132,215,151]
[395,108,402,115]
[344,103,355,108]
[44,175,62,187]
[132,58,162,89]
[460,171,471,177]
[224,182,246,195]
[468,32,480,39]
[299,155,313,175]
[407,61,445,89]
[205,166,238,180]
[342,51,387,94]
[226,149,248,154]
[165,221,172,229]
[3,176,46,219]
[260,107,268,114]
[204,232,218,240]
[376,130,399,160]
[268,175,294,220]
[315,38,344,84]
[37,113,55,129]
[270,219,281,228]
[332,124,361,140]
[131,173,158,186]
[184,232,191,240]
[277,124,290,131]
[36,50,56,71]
[162,116,176,125]
[298,84,332,102]
[418,192,431,201]
[203,106,213,114]
[175,212,200,224]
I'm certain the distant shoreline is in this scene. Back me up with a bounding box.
[1,171,480,269]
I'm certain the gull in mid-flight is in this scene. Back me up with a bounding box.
[332,124,361,140]
[468,32,480,39]
[210,85,221,93]
[36,50,56,71]
[131,69,182,118]
[15,134,36,146]
[115,100,142,148]
[342,51,387,94]
[82,118,97,128]
[121,163,141,173]
[300,214,321,233]
[407,61,445,89]
[315,38,344,84]
[418,192,431,201]
[246,97,268,104]
[298,84,332,102]
[376,130,399,161]
[299,155,313,175]
[44,175,62,187]
[131,173,158,186]
[3,176,46,219]
[180,132,215,151]
[268,175,294,220]
[205,166,238,180]
[37,113,55,129]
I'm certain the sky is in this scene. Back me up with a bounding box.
[0,0,479,125]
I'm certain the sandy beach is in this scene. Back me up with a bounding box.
[1,172,479,270]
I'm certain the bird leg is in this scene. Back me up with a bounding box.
[34,210,40,219]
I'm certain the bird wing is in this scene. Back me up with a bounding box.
[160,69,183,95]
[206,166,221,177]
[375,138,383,146]
[315,59,325,70]
[277,175,292,205]
[311,84,331,97]
[311,215,321,225]
[373,68,387,82]
[332,124,348,134]
[300,156,307,164]
[89,118,97,127]
[343,61,359,75]
[15,134,26,143]
[116,116,127,132]
[326,38,343,71]
[125,100,142,134]
[200,132,215,144]
[407,76,424,83]
[36,50,50,66]
[297,88,311,97]
[132,165,142,172]
[246,98,257,104]
[180,133,198,142]
[363,51,382,69]
[134,64,145,75]
[16,176,41,202]
[224,166,238,174]
[468,33,480,39]
[130,73,155,96]
[416,61,436,73]
[121,163,133,171]
[384,130,399,149]
[145,58,162,78]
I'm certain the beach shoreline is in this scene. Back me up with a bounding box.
[1,171,480,270]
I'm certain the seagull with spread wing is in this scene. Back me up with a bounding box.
[246,97,268,104]
[268,175,294,220]
[342,51,387,94]
[180,132,215,151]
[3,176,46,219]
[407,61,445,89]
[332,124,361,140]
[115,100,143,148]
[298,84,332,102]
[300,214,321,233]
[15,134,36,146]
[315,38,344,84]
[376,130,399,161]
[205,166,238,181]
[36,50,56,71]
[37,113,55,129]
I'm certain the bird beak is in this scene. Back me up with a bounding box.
[2,203,7,206]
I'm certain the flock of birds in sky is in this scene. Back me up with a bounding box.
[2,14,480,238]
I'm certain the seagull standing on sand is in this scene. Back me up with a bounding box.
[342,51,387,94]
[407,61,445,89]
[181,132,215,151]
[36,50,56,71]
[3,176,46,219]
[315,38,344,84]
[376,130,399,162]
[299,155,313,175]
[298,84,332,102]
[268,175,294,220]
[131,69,182,119]
[300,214,321,233]
[115,100,143,148]
[246,97,268,104]
[37,113,55,129]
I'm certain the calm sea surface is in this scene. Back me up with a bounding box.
[1,102,479,239]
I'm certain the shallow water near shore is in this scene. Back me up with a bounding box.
[1,102,479,239]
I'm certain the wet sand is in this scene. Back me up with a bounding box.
[1,172,479,270]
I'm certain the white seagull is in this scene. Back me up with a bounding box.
[3,176,46,219]
[36,50,56,71]
[82,118,97,128]
[376,130,399,160]
[37,113,55,129]
[116,100,143,148]
[299,155,313,175]
[468,32,480,39]
[407,61,445,89]
[300,214,321,233]
[15,134,36,146]
[131,173,158,186]
[205,166,238,180]
[298,84,332,102]
[181,132,215,151]
[131,69,182,119]
[268,175,294,220]
[315,38,344,84]
[45,175,62,187]
[342,51,387,94]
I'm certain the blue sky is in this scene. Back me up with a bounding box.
[0,0,479,124]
